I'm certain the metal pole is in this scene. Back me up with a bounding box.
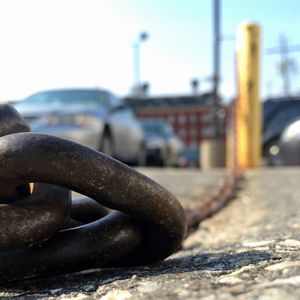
[133,42,140,86]
[133,32,149,96]
[279,35,291,96]
[212,0,221,138]
[200,0,225,169]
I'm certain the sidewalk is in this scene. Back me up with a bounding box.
[137,167,229,208]
[2,168,300,299]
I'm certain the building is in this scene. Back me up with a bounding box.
[126,93,227,167]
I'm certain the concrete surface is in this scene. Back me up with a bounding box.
[2,167,300,299]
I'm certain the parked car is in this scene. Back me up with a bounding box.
[279,117,300,165]
[263,97,300,165]
[14,88,146,165]
[140,119,184,167]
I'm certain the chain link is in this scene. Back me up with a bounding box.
[0,104,187,281]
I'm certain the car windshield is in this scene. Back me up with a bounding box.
[141,121,172,137]
[17,90,106,109]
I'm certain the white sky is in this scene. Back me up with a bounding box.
[0,0,299,102]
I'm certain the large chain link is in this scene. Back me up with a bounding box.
[0,104,187,282]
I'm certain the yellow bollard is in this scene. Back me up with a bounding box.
[236,23,261,169]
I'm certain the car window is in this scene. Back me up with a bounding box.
[164,124,174,136]
[269,106,300,129]
[264,104,300,141]
[17,90,108,109]
[142,121,169,137]
[263,100,300,130]
[108,94,123,109]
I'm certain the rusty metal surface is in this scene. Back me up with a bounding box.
[0,104,31,203]
[184,172,242,234]
[0,105,187,281]
[70,197,109,223]
[0,183,71,250]
[0,104,30,137]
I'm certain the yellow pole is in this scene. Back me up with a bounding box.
[236,23,261,169]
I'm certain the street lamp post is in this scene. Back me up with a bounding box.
[133,32,149,97]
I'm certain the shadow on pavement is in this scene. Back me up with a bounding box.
[0,250,271,297]
[162,250,271,272]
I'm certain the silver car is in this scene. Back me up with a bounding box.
[278,118,300,165]
[14,88,146,165]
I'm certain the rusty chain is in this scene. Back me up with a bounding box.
[0,104,187,282]
[185,171,242,235]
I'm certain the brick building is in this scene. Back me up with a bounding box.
[126,93,227,167]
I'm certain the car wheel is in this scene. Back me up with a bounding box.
[136,143,146,166]
[100,133,114,158]
[160,149,171,167]
[265,140,281,166]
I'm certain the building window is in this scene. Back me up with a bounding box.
[201,113,213,123]
[178,128,186,138]
[190,128,198,138]
[168,115,175,124]
[189,114,197,124]
[189,141,198,148]
[201,126,215,138]
[178,114,186,125]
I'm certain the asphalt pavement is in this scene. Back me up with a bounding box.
[2,167,300,299]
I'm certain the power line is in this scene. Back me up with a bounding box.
[267,34,300,96]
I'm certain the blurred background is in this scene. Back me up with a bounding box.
[1,0,300,168]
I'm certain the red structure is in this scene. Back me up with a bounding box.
[126,93,227,167]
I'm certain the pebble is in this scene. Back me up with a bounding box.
[242,240,275,247]
[50,288,63,295]
[137,281,159,293]
[218,276,244,285]
[255,275,300,288]
[100,290,132,300]
[265,261,300,271]
[101,276,122,285]
[278,239,300,247]
[83,284,95,292]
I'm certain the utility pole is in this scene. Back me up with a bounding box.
[267,34,300,96]
[201,0,226,169]
[212,0,221,138]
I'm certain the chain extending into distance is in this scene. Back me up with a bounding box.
[0,104,187,282]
